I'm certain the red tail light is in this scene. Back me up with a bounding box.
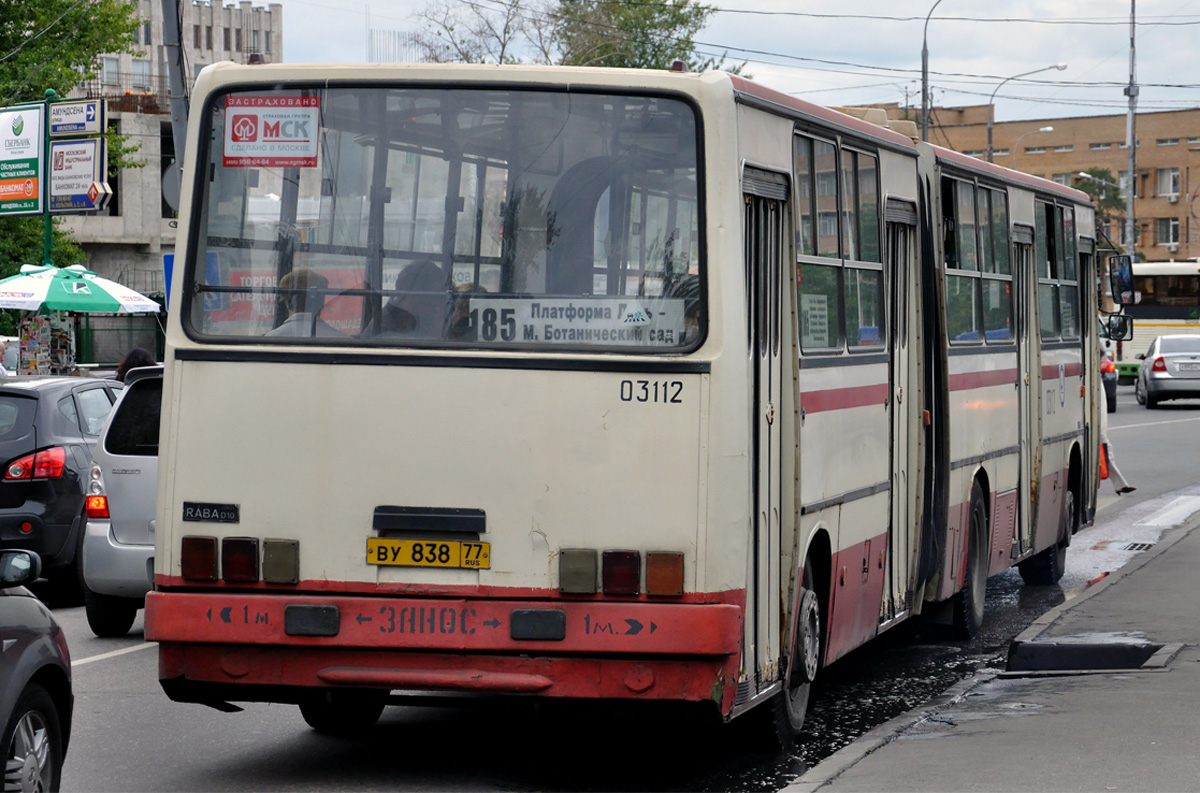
[1101,358,1116,373]
[602,550,641,595]
[1152,356,1167,372]
[86,495,109,518]
[5,447,66,480]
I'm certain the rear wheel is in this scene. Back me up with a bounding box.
[1146,391,1159,409]
[951,483,988,640]
[1134,379,1146,405]
[1018,488,1072,585]
[770,564,821,746]
[83,585,139,638]
[299,690,386,736]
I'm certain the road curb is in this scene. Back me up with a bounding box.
[1011,513,1200,648]
[786,670,995,792]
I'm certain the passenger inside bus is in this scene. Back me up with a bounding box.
[445,282,488,341]
[266,269,344,338]
[380,259,451,339]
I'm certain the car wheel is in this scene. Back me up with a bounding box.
[1135,379,1145,405]
[1146,390,1159,409]
[2,683,64,793]
[83,585,139,638]
[299,690,386,735]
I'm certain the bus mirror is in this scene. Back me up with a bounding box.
[1102,314,1134,341]
[1109,255,1134,306]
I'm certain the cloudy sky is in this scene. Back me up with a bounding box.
[264,0,1199,126]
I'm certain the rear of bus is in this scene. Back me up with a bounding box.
[145,63,747,724]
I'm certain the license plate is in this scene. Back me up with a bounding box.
[367,538,490,569]
[1179,362,1200,371]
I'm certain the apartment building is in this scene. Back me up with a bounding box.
[922,104,1200,262]
[57,2,282,299]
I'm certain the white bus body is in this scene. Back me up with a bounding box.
[146,63,1099,738]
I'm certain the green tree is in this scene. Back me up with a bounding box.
[413,0,741,72]
[0,0,140,284]
[1074,168,1126,250]
[555,0,725,71]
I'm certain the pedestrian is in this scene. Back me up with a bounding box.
[114,347,155,382]
[1099,392,1135,495]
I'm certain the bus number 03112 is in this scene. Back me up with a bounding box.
[620,379,683,404]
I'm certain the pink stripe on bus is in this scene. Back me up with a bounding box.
[800,383,890,414]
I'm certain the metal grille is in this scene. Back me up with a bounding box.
[1124,542,1155,552]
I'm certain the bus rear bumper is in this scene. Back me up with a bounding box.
[147,591,744,709]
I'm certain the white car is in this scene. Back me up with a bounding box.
[82,366,162,637]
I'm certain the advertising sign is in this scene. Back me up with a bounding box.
[223,96,320,168]
[49,137,108,212]
[0,105,44,216]
[49,100,106,136]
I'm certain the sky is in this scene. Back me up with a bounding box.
[262,0,1200,125]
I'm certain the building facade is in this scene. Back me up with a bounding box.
[918,104,1200,263]
[57,2,282,299]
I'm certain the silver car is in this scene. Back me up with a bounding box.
[81,366,161,637]
[1135,335,1200,408]
[0,548,72,791]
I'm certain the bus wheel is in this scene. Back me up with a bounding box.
[299,690,386,735]
[772,565,821,745]
[951,484,988,640]
[1018,489,1072,586]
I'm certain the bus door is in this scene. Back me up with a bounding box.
[743,167,787,690]
[1013,229,1039,556]
[885,206,917,622]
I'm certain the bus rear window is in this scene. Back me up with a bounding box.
[186,87,703,351]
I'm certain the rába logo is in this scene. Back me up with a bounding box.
[231,115,258,142]
[11,114,23,136]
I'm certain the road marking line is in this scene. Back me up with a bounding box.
[1134,495,1200,527]
[1111,415,1200,431]
[73,642,156,667]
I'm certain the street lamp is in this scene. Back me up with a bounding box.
[986,63,1067,163]
[921,0,946,142]
[1011,126,1053,170]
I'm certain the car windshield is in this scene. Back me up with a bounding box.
[1160,337,1200,354]
[186,85,703,352]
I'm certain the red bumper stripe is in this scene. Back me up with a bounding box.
[144,592,742,656]
[316,667,553,692]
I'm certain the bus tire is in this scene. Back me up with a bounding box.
[951,483,988,640]
[1018,488,1072,586]
[771,564,821,745]
[299,690,386,735]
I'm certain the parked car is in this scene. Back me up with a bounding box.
[0,548,73,791]
[1101,353,1118,413]
[0,377,125,596]
[82,366,161,637]
[1135,334,1200,408]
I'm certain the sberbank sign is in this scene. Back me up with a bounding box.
[0,105,44,215]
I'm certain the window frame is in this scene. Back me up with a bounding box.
[793,131,884,355]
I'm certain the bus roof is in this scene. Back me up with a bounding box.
[927,144,1093,206]
[1133,261,1200,274]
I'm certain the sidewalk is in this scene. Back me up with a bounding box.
[788,511,1200,793]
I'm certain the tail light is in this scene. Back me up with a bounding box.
[86,495,109,519]
[178,536,300,585]
[85,463,108,517]
[1152,356,1167,372]
[5,447,66,480]
[602,550,642,595]
[1101,358,1116,374]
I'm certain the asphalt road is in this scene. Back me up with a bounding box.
[52,384,1199,792]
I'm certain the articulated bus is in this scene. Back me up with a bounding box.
[145,62,1100,741]
[1109,260,1200,381]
